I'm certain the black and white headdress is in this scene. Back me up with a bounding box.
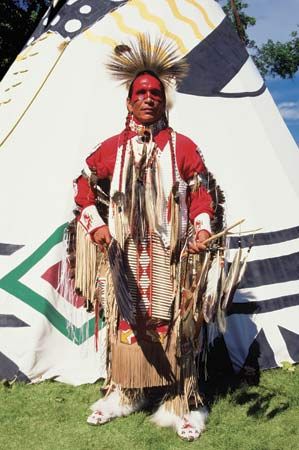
[106,34,188,105]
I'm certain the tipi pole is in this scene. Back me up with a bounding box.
[230,0,246,43]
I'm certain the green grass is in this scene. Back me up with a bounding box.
[1,366,299,450]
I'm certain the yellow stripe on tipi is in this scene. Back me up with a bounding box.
[0,43,69,149]
[185,0,215,29]
[16,32,52,61]
[166,0,204,40]
[128,0,188,54]
[111,10,141,38]
[16,46,33,61]
[83,30,117,48]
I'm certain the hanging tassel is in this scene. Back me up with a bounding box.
[105,268,118,337]
[214,249,226,332]
[130,146,149,243]
[59,220,77,299]
[112,192,126,249]
[145,167,157,232]
[221,242,250,311]
[58,220,83,340]
[93,250,110,350]
[169,182,180,266]
[131,177,147,243]
[194,251,211,303]
[94,298,100,351]
[202,249,223,323]
[74,221,98,302]
[154,160,164,228]
[124,150,134,220]
[145,143,163,232]
[108,239,136,325]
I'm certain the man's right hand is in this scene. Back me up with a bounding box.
[92,225,112,250]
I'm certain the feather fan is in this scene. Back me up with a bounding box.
[202,250,223,323]
[221,246,249,311]
[108,239,135,325]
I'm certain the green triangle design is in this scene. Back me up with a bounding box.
[0,224,103,344]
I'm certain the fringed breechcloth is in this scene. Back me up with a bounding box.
[110,233,175,387]
[108,233,202,414]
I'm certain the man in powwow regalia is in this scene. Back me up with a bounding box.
[73,35,225,441]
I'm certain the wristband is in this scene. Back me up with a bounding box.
[79,205,105,233]
[194,212,211,235]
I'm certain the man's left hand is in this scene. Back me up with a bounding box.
[188,230,210,254]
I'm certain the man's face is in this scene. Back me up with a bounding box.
[127,74,165,125]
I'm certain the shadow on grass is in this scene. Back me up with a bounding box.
[199,335,258,402]
[231,386,290,419]
[200,335,290,421]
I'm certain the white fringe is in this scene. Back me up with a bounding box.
[150,403,182,429]
[151,403,208,432]
[203,250,222,323]
[90,389,141,418]
[186,407,209,433]
[75,222,97,302]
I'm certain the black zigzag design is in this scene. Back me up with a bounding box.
[178,17,265,98]
[0,243,24,255]
[279,326,299,362]
[0,352,30,382]
[0,315,30,328]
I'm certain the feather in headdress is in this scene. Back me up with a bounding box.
[106,34,189,92]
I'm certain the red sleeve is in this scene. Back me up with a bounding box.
[74,134,119,208]
[175,133,214,222]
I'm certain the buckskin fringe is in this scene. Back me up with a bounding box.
[180,348,203,410]
[105,269,118,336]
[120,388,145,406]
[163,394,190,417]
[74,222,98,302]
[111,337,178,389]
[162,370,203,416]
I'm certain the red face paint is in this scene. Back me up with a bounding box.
[127,74,165,125]
[130,74,164,103]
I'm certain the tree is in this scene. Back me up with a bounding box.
[0,0,50,80]
[222,0,256,47]
[218,0,299,78]
[255,31,299,79]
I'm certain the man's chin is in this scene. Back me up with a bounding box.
[140,116,155,124]
[139,114,161,125]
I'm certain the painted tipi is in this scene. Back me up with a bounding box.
[0,0,298,384]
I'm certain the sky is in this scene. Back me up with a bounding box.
[242,0,299,145]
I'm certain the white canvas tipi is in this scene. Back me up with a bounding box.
[0,0,298,384]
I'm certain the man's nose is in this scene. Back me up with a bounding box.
[144,93,154,103]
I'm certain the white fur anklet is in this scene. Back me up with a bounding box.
[176,408,208,441]
[151,403,183,429]
[87,388,142,426]
[151,403,208,441]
